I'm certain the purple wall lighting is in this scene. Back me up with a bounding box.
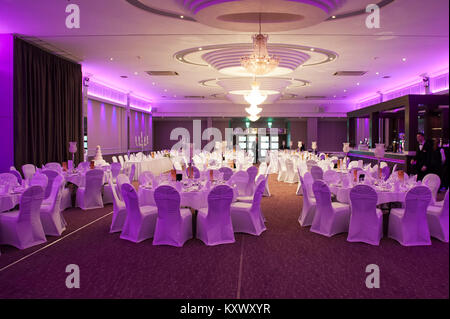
[0,34,14,172]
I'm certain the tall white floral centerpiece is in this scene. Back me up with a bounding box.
[374,143,385,180]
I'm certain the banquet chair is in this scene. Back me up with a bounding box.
[197,185,235,246]
[228,171,249,197]
[118,155,125,167]
[219,167,233,181]
[257,162,267,179]
[153,185,193,247]
[422,174,441,204]
[116,174,131,201]
[0,173,19,187]
[277,158,287,182]
[77,161,90,171]
[40,169,61,201]
[185,166,201,179]
[109,176,127,233]
[128,164,136,182]
[112,156,118,163]
[263,164,271,197]
[347,161,358,170]
[323,170,339,185]
[9,169,23,186]
[380,162,388,169]
[347,185,383,245]
[296,166,304,196]
[0,186,46,249]
[245,166,258,196]
[310,166,324,181]
[138,171,155,186]
[76,169,104,210]
[310,180,351,237]
[284,159,297,183]
[426,190,449,242]
[237,175,265,204]
[388,186,432,246]
[22,164,36,180]
[120,183,157,243]
[40,175,66,236]
[298,175,316,227]
[230,179,266,236]
[110,162,122,182]
[45,162,62,173]
[30,173,48,191]
[306,160,317,172]
[124,155,130,162]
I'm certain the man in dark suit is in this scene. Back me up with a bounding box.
[410,132,433,180]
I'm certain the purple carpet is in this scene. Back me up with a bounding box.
[0,175,448,299]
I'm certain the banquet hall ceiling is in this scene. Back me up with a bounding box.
[0,0,448,104]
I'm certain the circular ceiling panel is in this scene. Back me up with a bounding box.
[173,0,346,31]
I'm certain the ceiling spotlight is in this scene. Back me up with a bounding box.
[310,48,315,51]
[375,72,380,75]
[198,48,203,51]
[109,57,114,61]
[134,72,138,75]
[402,57,407,62]
[356,82,360,86]
[343,89,347,92]
[180,15,184,19]
[152,82,156,85]
[331,16,336,19]
[164,89,168,92]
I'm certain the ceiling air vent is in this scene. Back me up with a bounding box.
[333,71,367,76]
[304,96,327,99]
[184,96,205,99]
[146,71,179,76]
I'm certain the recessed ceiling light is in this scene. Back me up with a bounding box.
[343,89,347,92]
[356,82,360,86]
[310,48,315,51]
[375,72,380,75]
[164,89,168,92]
[109,57,114,61]
[198,48,203,51]
[152,82,156,85]
[331,16,336,19]
[134,72,138,75]
[402,57,407,61]
[180,15,184,19]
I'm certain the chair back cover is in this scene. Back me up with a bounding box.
[349,185,379,242]
[118,156,125,166]
[138,171,155,186]
[153,185,184,244]
[246,166,258,195]
[85,169,104,194]
[249,179,266,216]
[128,164,136,181]
[422,174,441,202]
[311,180,334,231]
[124,155,130,162]
[205,185,234,241]
[41,170,60,199]
[45,162,62,173]
[18,185,45,222]
[30,173,48,191]
[229,170,248,196]
[403,186,432,232]
[112,156,118,163]
[45,175,64,214]
[110,162,122,180]
[441,190,449,219]
[22,164,36,180]
[311,165,324,181]
[323,170,338,184]
[110,175,124,209]
[219,167,233,181]
[77,161,90,170]
[121,183,141,222]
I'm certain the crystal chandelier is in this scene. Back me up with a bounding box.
[244,81,267,105]
[241,14,279,76]
[245,104,262,116]
[247,114,260,122]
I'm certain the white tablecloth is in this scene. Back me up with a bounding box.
[125,158,173,180]
[138,182,238,210]
[63,171,109,187]
[0,193,21,213]
[329,184,408,205]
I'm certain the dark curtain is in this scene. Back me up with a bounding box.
[13,37,83,169]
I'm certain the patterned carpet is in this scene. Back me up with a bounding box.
[0,175,448,299]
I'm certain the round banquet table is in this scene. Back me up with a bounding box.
[329,183,412,205]
[125,157,173,181]
[0,190,23,213]
[138,181,238,211]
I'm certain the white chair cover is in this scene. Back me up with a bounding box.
[347,185,383,245]
[245,166,258,196]
[118,156,125,167]
[40,175,66,236]
[44,162,62,173]
[284,159,297,183]
[9,169,23,185]
[298,174,316,227]
[277,158,287,181]
[22,164,36,180]
[310,166,324,181]
[120,183,157,243]
[219,167,233,181]
[228,171,248,196]
[112,156,118,163]
[197,185,235,246]
[230,179,266,236]
[116,174,130,201]
[30,173,48,191]
[388,186,432,246]
[40,170,59,199]
[422,173,441,204]
[108,175,127,233]
[427,190,449,242]
[153,185,193,247]
[310,180,350,237]
[110,162,122,181]
[0,186,46,249]
[76,169,104,210]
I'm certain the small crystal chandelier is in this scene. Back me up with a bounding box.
[241,14,279,76]
[247,114,260,122]
[244,81,267,105]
